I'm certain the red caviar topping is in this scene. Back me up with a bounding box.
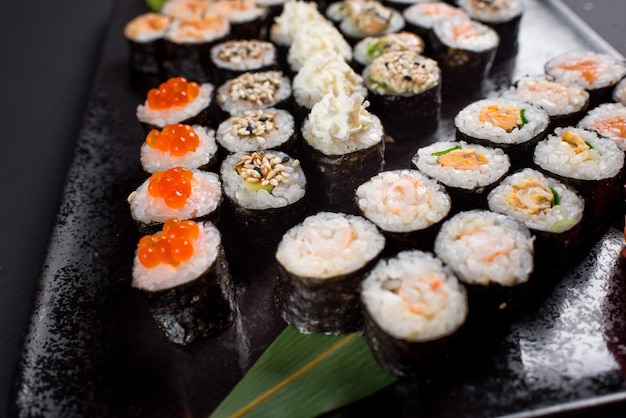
[148,166,194,209]
[146,77,200,110]
[137,218,200,268]
[146,123,200,156]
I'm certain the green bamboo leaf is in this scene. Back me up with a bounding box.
[146,0,167,12]
[209,326,397,418]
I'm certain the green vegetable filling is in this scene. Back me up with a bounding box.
[550,187,561,207]
[431,145,462,156]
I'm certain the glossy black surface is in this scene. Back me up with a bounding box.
[7,0,626,417]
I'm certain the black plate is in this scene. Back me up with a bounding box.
[12,0,626,417]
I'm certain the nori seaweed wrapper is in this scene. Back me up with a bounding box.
[138,244,236,345]
[299,140,385,206]
[275,261,375,334]
[162,40,218,83]
[367,82,441,142]
[127,38,167,76]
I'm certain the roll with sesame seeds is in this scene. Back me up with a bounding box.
[209,39,279,85]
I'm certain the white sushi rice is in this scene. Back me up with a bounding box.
[403,2,469,30]
[140,125,218,173]
[432,16,499,52]
[161,0,212,19]
[487,168,584,233]
[276,211,385,279]
[128,169,222,224]
[434,210,534,287]
[216,108,295,153]
[500,74,589,118]
[355,169,451,233]
[413,140,510,190]
[220,150,306,210]
[124,12,173,42]
[136,83,214,128]
[457,0,524,23]
[352,31,425,68]
[360,250,467,342]
[534,127,624,180]
[545,51,626,90]
[578,102,626,151]
[216,71,292,115]
[455,97,550,144]
[164,13,231,44]
[207,0,267,24]
[132,221,221,292]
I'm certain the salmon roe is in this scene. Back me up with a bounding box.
[148,166,194,209]
[137,218,200,268]
[147,77,200,110]
[146,123,200,156]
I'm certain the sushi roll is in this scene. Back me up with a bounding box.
[355,169,451,253]
[220,150,307,245]
[402,1,469,54]
[429,16,499,97]
[544,51,626,109]
[613,77,626,106]
[352,31,425,72]
[215,70,292,121]
[456,0,524,63]
[253,0,290,30]
[161,0,212,19]
[287,19,352,75]
[292,50,367,125]
[454,97,550,170]
[300,92,385,206]
[123,12,173,76]
[136,77,216,131]
[275,211,386,334]
[487,168,584,274]
[364,50,441,142]
[132,218,235,345]
[533,127,624,238]
[434,209,534,325]
[412,140,510,214]
[161,13,231,82]
[577,102,626,151]
[209,39,279,84]
[127,166,223,234]
[334,0,406,46]
[207,0,270,40]
[499,74,590,129]
[216,108,297,154]
[360,249,468,377]
[140,123,219,173]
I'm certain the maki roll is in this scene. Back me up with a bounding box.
[434,209,534,325]
[352,31,425,72]
[533,127,624,238]
[578,102,626,151]
[360,249,468,377]
[430,16,499,97]
[123,12,173,76]
[292,50,367,125]
[355,169,452,253]
[216,108,297,154]
[161,0,212,19]
[456,0,524,63]
[499,74,590,129]
[300,92,385,206]
[136,76,216,131]
[487,168,584,274]
[364,50,442,142]
[334,0,405,45]
[220,150,307,245]
[544,51,626,109]
[140,123,219,173]
[275,211,386,334]
[454,97,550,170]
[412,140,510,214]
[613,77,626,106]
[287,19,352,75]
[161,13,231,82]
[207,0,269,40]
[215,70,292,121]
[128,167,223,234]
[209,39,278,84]
[402,1,469,54]
[132,218,235,345]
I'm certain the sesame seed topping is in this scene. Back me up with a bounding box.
[225,110,278,144]
[216,40,274,63]
[234,151,297,189]
[228,72,283,105]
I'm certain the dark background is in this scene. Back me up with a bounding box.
[0,0,624,417]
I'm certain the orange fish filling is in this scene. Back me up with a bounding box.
[137,218,200,268]
[437,148,487,170]
[451,20,482,40]
[148,166,194,209]
[146,123,200,156]
[479,104,521,132]
[593,116,626,139]
[147,77,200,110]
[558,58,600,84]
